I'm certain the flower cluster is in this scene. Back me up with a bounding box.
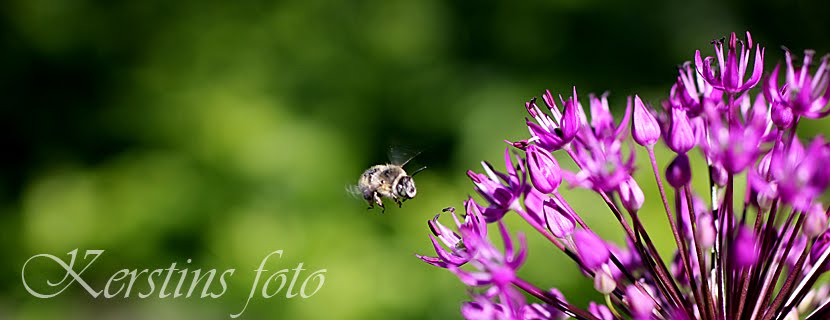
[418,32,830,320]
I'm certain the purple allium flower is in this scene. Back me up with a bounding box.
[734,226,759,269]
[696,31,764,93]
[525,89,581,151]
[626,285,655,320]
[562,92,635,193]
[467,149,526,222]
[804,203,829,239]
[417,200,488,268]
[698,92,775,174]
[573,230,610,270]
[754,137,830,211]
[419,32,830,320]
[461,294,512,320]
[765,49,830,119]
[450,221,528,318]
[673,61,723,116]
[522,289,568,320]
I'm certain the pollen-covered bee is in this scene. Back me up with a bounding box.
[350,149,426,211]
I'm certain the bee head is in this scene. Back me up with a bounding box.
[395,176,417,199]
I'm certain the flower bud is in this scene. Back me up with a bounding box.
[668,108,696,154]
[507,139,529,150]
[626,285,655,319]
[619,177,645,211]
[574,230,610,270]
[756,184,777,211]
[526,144,562,194]
[666,154,692,188]
[696,213,716,248]
[734,227,758,269]
[632,95,661,146]
[804,203,828,238]
[559,91,581,143]
[593,268,616,295]
[712,164,728,187]
[543,199,575,238]
[772,103,794,129]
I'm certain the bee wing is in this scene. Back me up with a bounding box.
[388,146,421,167]
[346,184,364,199]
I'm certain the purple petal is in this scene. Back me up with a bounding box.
[626,285,655,318]
[560,97,581,143]
[632,95,661,146]
[804,203,828,238]
[734,227,758,269]
[543,199,575,238]
[573,230,610,270]
[588,302,615,320]
[618,177,645,211]
[738,46,764,91]
[668,108,695,154]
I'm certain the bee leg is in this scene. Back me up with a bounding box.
[396,198,403,208]
[374,196,383,207]
[373,193,384,211]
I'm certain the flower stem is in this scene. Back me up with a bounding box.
[647,146,697,317]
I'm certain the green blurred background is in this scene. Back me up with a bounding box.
[1,0,830,319]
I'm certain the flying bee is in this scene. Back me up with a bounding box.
[350,149,426,211]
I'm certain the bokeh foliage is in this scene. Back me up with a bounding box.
[1,0,829,319]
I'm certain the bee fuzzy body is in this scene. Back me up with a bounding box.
[357,164,417,211]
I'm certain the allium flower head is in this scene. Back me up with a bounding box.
[419,32,830,320]
[765,49,830,119]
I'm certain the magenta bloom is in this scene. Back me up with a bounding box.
[449,221,528,318]
[573,230,610,270]
[626,285,655,319]
[417,199,488,268]
[525,89,581,151]
[419,32,830,320]
[765,49,830,119]
[467,149,526,222]
[696,31,764,93]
